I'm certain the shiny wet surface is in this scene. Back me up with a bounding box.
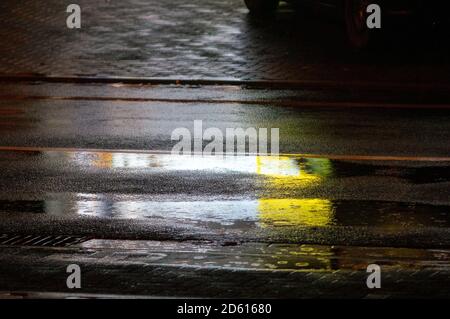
[1,82,450,297]
[2,0,450,85]
[78,240,450,272]
[2,239,450,298]
[2,198,450,229]
[3,82,450,158]
[1,148,450,248]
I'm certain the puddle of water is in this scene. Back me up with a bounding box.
[2,150,450,229]
[2,198,450,229]
[34,150,450,184]
[258,198,335,227]
[66,151,332,179]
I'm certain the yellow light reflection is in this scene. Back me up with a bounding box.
[257,156,332,184]
[92,152,114,168]
[258,199,335,227]
[68,151,336,227]
[256,156,334,227]
[256,156,300,177]
[68,152,332,179]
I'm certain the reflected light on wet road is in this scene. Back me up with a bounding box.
[65,151,335,227]
[70,151,331,178]
[3,150,450,230]
[259,199,334,227]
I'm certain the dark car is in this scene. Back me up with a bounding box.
[244,0,450,48]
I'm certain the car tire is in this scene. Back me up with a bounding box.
[244,0,279,16]
[344,0,373,49]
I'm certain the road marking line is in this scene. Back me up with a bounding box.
[0,146,449,162]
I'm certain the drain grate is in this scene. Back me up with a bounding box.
[0,234,90,247]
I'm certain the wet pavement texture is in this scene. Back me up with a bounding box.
[2,82,450,157]
[2,240,450,298]
[1,149,450,249]
[0,81,450,297]
[1,0,450,84]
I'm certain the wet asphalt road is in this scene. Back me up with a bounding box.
[2,0,450,298]
[1,149,450,248]
[2,82,450,157]
[1,81,450,297]
[0,82,450,249]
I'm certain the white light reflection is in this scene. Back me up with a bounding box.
[74,198,259,226]
[60,152,335,227]
[69,152,303,177]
